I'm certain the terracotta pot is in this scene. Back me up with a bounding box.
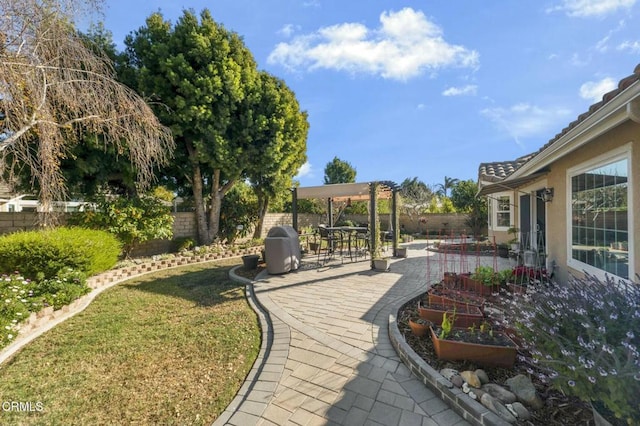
[427,288,485,310]
[429,326,517,368]
[418,301,484,328]
[460,275,499,296]
[408,319,430,337]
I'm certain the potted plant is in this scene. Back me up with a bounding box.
[507,227,519,251]
[463,266,500,295]
[429,311,518,368]
[497,274,640,425]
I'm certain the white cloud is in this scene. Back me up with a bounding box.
[278,24,298,38]
[417,103,425,110]
[442,85,477,96]
[295,161,313,179]
[579,77,617,102]
[547,0,636,17]
[267,7,479,81]
[617,40,640,52]
[481,103,573,148]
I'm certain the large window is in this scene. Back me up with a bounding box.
[569,154,629,279]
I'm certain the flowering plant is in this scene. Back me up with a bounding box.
[496,274,640,424]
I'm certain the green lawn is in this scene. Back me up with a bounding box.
[0,259,260,425]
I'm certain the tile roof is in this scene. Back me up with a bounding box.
[478,154,535,183]
[479,63,640,184]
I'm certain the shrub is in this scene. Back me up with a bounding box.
[0,227,121,280]
[70,193,174,257]
[496,274,640,424]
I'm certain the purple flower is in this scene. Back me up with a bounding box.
[568,380,576,387]
[588,376,596,384]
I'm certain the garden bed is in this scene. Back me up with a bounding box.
[398,295,594,425]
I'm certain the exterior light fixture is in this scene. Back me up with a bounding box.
[542,187,554,203]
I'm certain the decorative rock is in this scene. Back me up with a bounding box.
[505,374,544,409]
[450,375,464,388]
[481,383,517,404]
[475,369,490,385]
[460,370,482,388]
[505,403,518,418]
[440,368,459,381]
[480,394,517,424]
[473,388,487,400]
[462,382,470,394]
[468,391,477,400]
[511,402,531,420]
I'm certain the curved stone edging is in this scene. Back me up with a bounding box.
[214,267,278,425]
[388,294,510,426]
[0,247,261,366]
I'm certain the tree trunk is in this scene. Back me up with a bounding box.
[253,193,269,239]
[191,164,211,245]
[207,169,235,245]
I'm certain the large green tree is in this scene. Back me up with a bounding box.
[323,157,356,184]
[122,9,260,244]
[246,72,308,238]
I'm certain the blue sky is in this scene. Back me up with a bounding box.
[98,0,640,189]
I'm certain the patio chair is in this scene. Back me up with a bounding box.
[317,225,341,264]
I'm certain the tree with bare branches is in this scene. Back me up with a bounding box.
[0,0,173,221]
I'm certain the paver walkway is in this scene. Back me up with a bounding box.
[217,243,511,426]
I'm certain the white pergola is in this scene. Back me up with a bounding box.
[291,181,400,264]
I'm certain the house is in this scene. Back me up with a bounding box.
[478,63,639,284]
[0,181,84,212]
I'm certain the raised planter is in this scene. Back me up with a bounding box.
[429,326,517,368]
[418,301,484,328]
[408,318,431,337]
[460,275,500,296]
[427,287,485,310]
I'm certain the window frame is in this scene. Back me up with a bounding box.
[488,192,513,232]
[566,144,634,281]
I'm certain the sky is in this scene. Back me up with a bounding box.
[95,0,640,189]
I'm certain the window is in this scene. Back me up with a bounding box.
[496,196,511,228]
[569,154,630,279]
[487,194,512,230]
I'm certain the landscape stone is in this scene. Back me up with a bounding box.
[475,369,489,385]
[468,391,477,400]
[462,382,470,394]
[460,370,481,388]
[481,383,517,404]
[511,402,531,420]
[480,393,517,424]
[440,368,459,381]
[450,375,464,388]
[505,374,544,409]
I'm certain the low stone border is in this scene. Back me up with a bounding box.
[388,295,510,426]
[0,247,261,366]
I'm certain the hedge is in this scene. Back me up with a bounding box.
[0,227,122,280]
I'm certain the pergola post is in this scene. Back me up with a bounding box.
[392,188,399,256]
[292,187,298,231]
[369,182,378,269]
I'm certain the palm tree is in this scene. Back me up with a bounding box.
[436,176,459,198]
